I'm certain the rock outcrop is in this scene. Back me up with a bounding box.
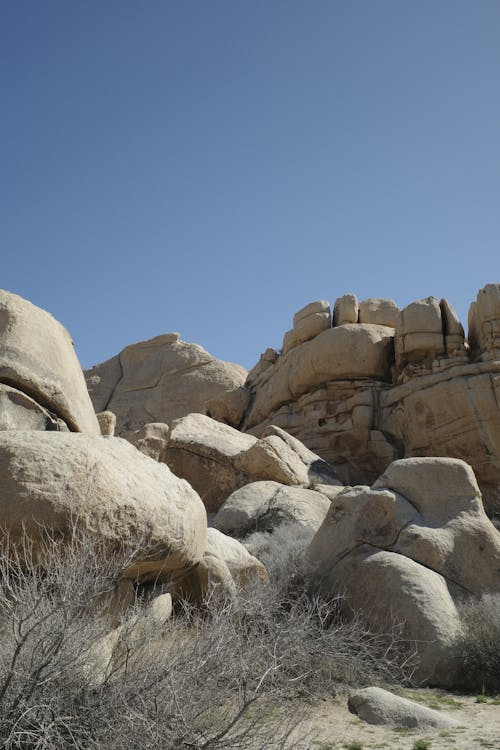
[229,286,500,515]
[0,289,100,435]
[85,333,247,434]
[164,414,340,512]
[304,457,500,685]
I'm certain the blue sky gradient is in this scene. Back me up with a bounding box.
[2,1,499,370]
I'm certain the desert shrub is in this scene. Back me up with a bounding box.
[454,593,500,693]
[0,527,414,749]
[243,522,314,585]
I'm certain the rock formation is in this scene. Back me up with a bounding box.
[0,289,100,435]
[304,457,500,685]
[85,333,247,434]
[163,413,340,512]
[228,285,500,516]
[0,431,207,581]
[1,286,500,691]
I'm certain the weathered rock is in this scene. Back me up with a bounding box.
[311,544,462,684]
[85,334,247,434]
[123,422,170,461]
[0,384,68,431]
[333,294,359,325]
[214,481,331,538]
[244,324,395,431]
[205,528,268,586]
[165,413,256,512]
[260,424,341,486]
[359,298,399,328]
[395,296,445,371]
[0,432,207,581]
[348,687,460,728]
[97,410,116,436]
[292,300,331,347]
[440,298,466,359]
[380,364,500,514]
[472,283,500,360]
[234,435,311,485]
[241,287,500,513]
[206,386,251,428]
[305,457,500,685]
[170,528,268,601]
[165,415,339,512]
[373,458,500,595]
[0,290,100,434]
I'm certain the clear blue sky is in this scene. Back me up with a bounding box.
[2,1,499,370]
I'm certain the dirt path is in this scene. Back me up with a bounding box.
[281,689,500,750]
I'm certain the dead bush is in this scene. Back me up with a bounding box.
[0,526,414,749]
[454,593,500,693]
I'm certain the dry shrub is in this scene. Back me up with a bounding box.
[0,526,414,749]
[454,593,500,693]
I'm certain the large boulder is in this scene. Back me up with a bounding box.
[214,481,332,538]
[0,432,207,581]
[165,415,340,512]
[0,290,100,435]
[165,414,257,512]
[304,457,500,685]
[244,323,395,431]
[85,333,247,434]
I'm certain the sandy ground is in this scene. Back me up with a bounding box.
[279,689,500,750]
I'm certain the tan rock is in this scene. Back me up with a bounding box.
[348,687,460,728]
[305,457,500,685]
[170,528,268,601]
[234,435,310,485]
[205,528,268,587]
[0,290,100,434]
[291,300,331,347]
[293,300,331,327]
[395,296,445,371]
[0,432,207,581]
[380,364,500,514]
[359,298,399,328]
[282,328,298,354]
[474,283,500,359]
[97,410,116,436]
[307,544,462,685]
[373,458,500,595]
[214,481,331,538]
[333,294,359,325]
[261,425,341,486]
[164,413,256,512]
[440,298,466,358]
[0,383,68,431]
[85,334,247,434]
[123,422,170,461]
[244,324,395,430]
[206,386,251,428]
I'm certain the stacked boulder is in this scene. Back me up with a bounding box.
[304,457,500,685]
[211,285,500,514]
[0,290,262,602]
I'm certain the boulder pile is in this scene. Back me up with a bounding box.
[1,284,499,690]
